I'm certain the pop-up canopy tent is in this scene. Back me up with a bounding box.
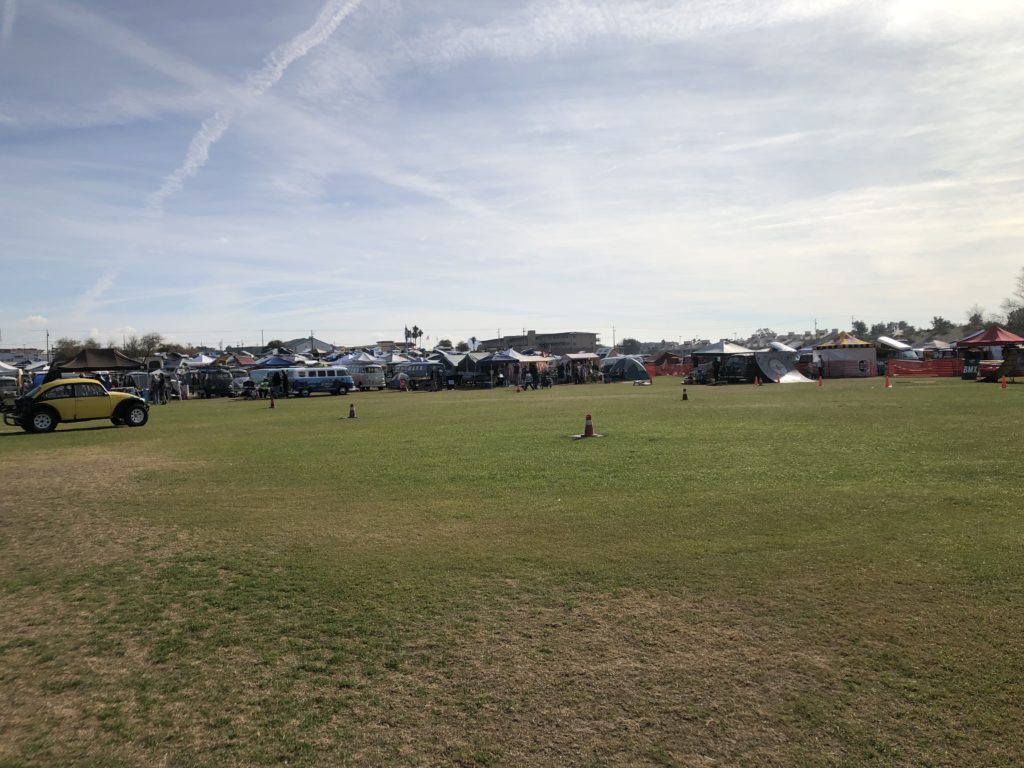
[814,332,876,378]
[693,340,753,357]
[59,348,144,371]
[954,324,1024,348]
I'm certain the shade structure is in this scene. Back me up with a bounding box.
[693,340,754,355]
[58,348,144,371]
[954,324,1024,348]
[814,332,872,349]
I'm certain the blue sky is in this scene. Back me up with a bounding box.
[1,0,1022,349]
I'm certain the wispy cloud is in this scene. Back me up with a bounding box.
[75,269,119,317]
[0,0,15,48]
[146,0,363,214]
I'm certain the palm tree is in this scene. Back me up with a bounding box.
[470,336,477,351]
[411,325,420,349]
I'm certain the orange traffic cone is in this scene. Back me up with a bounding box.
[776,376,781,385]
[573,413,604,439]
[348,403,357,418]
[269,394,276,409]
[885,374,892,389]
[1001,375,1007,389]
[817,375,823,387]
[754,376,761,387]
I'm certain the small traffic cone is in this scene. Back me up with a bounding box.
[885,374,892,389]
[573,413,604,439]
[1001,375,1007,389]
[269,395,276,409]
[754,376,761,387]
[817,375,823,387]
[776,377,781,385]
[348,403,357,418]
[682,388,689,401]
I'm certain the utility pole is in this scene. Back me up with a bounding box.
[261,329,265,348]
[612,326,616,347]
[46,329,50,363]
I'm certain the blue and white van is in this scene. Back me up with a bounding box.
[285,367,356,396]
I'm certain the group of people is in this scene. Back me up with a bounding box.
[148,371,169,404]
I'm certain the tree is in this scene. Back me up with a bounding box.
[455,340,470,352]
[998,267,1024,333]
[410,325,420,348]
[50,337,96,363]
[469,336,477,351]
[930,316,953,336]
[1003,267,1024,307]
[621,338,642,355]
[139,333,164,359]
[437,338,453,349]
[965,306,986,330]
[1006,306,1024,335]
[851,320,868,337]
[264,339,285,352]
[867,323,887,340]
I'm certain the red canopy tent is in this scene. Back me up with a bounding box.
[954,324,1024,348]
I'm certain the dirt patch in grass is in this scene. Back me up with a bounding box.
[324,587,834,766]
[0,447,208,766]
[1,447,204,576]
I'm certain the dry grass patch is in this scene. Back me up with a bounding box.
[325,587,839,767]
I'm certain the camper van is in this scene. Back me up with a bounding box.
[346,362,385,391]
[285,367,356,396]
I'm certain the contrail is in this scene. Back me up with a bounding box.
[1,0,16,48]
[147,0,362,214]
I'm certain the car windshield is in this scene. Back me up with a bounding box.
[24,385,42,399]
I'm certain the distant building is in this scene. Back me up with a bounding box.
[476,330,599,355]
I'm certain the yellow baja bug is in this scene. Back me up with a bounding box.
[2,377,149,433]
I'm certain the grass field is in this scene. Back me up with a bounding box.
[1,378,1022,767]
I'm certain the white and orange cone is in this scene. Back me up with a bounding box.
[348,403,357,418]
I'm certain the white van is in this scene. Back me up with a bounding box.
[346,362,386,391]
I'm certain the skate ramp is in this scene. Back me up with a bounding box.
[756,352,813,383]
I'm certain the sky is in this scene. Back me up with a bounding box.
[1,0,1023,350]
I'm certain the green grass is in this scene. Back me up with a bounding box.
[1,379,1022,766]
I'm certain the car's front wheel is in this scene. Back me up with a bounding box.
[124,403,149,427]
[30,408,58,433]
